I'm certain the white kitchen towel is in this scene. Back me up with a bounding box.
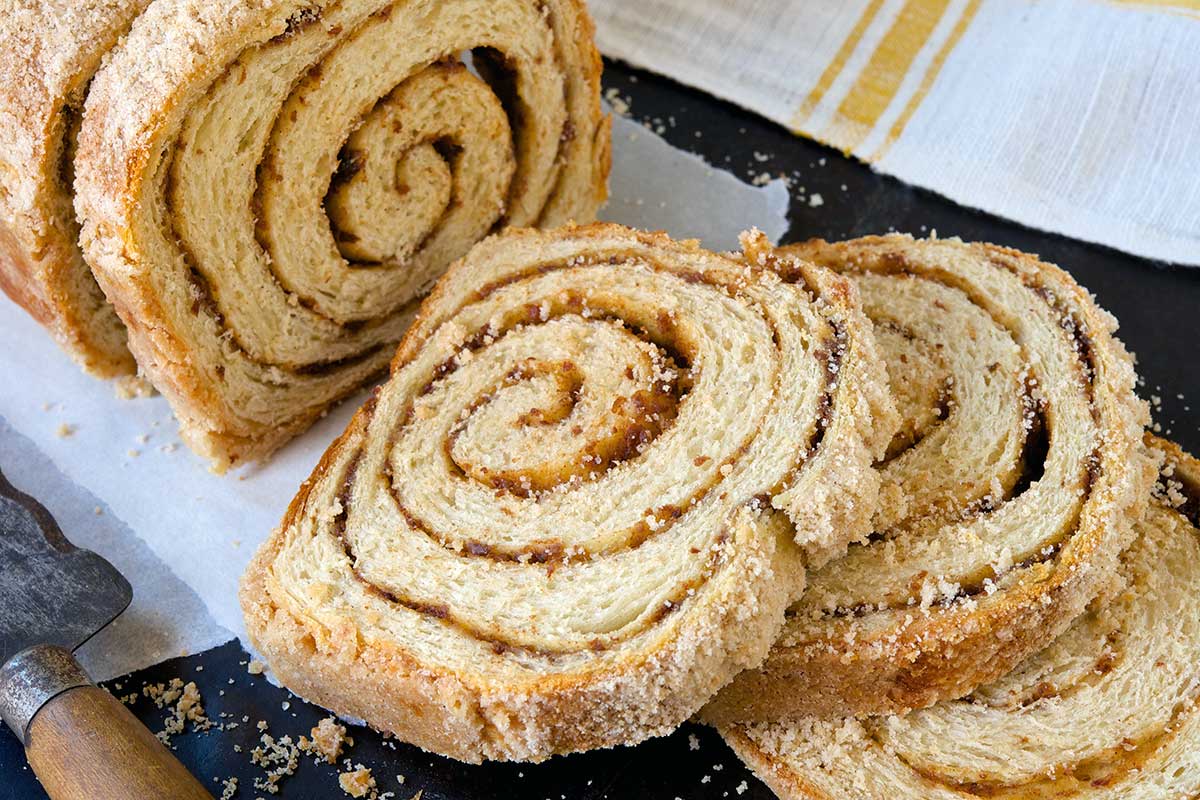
[590,0,1200,265]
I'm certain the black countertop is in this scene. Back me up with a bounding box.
[3,58,1198,800]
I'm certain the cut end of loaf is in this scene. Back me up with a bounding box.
[51,0,611,465]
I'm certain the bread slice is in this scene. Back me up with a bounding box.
[0,0,149,378]
[705,235,1154,723]
[721,436,1200,800]
[240,223,895,763]
[72,0,611,469]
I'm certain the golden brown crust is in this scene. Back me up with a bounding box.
[705,235,1154,723]
[708,554,1105,721]
[240,223,896,762]
[721,726,830,800]
[72,0,610,469]
[0,0,148,377]
[241,410,516,763]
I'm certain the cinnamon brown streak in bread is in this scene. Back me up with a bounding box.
[240,224,896,762]
[705,235,1154,723]
[721,437,1200,800]
[70,0,610,469]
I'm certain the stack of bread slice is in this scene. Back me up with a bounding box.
[713,237,1198,799]
[722,434,1200,799]
[241,224,898,762]
[241,223,1198,798]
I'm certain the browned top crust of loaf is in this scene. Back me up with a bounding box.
[0,0,149,376]
[704,234,1154,723]
[240,222,897,762]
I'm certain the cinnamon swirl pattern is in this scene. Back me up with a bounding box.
[722,437,1200,800]
[706,235,1154,723]
[72,0,610,468]
[0,1,150,379]
[240,224,896,762]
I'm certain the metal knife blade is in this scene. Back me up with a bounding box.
[0,470,131,666]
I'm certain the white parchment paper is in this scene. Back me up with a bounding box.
[0,422,232,681]
[0,114,789,677]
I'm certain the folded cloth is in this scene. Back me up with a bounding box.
[589,0,1200,266]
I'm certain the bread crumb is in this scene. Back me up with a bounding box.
[250,726,300,794]
[56,423,75,438]
[114,374,155,399]
[300,717,349,764]
[603,87,630,116]
[219,777,237,799]
[143,679,212,744]
[247,660,265,675]
[339,765,375,797]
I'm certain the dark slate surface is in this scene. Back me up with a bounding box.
[3,58,1198,800]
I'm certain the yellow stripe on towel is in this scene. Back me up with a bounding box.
[826,0,953,152]
[870,0,982,161]
[792,0,888,124]
[1110,0,1200,16]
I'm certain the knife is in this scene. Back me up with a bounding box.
[0,470,212,800]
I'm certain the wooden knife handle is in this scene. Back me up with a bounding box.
[2,646,212,800]
[26,684,213,800]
